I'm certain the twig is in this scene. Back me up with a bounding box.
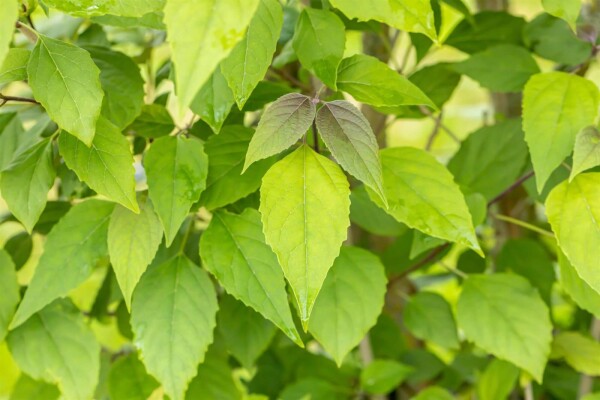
[487,170,534,207]
[15,21,37,43]
[493,214,554,238]
[425,111,443,150]
[0,93,39,105]
[269,67,311,92]
[312,119,319,153]
[419,106,460,143]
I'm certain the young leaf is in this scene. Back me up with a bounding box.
[164,0,259,109]
[542,0,581,29]
[190,67,235,134]
[546,173,600,296]
[59,117,139,213]
[243,93,316,171]
[131,255,218,400]
[571,126,600,180]
[28,35,104,146]
[1,138,56,233]
[0,0,18,68]
[200,125,275,210]
[108,199,162,308]
[308,246,387,365]
[10,200,114,329]
[337,54,436,109]
[552,332,600,376]
[144,135,208,246]
[41,0,165,17]
[457,274,552,382]
[0,250,18,342]
[328,0,436,40]
[558,250,600,318]
[0,48,30,85]
[316,101,386,205]
[523,72,599,191]
[7,300,100,400]
[477,359,520,400]
[403,292,459,350]
[221,0,284,109]
[108,353,158,400]
[260,144,350,327]
[199,209,302,345]
[292,8,345,90]
[373,147,480,254]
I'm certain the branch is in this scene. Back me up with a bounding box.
[487,170,534,207]
[0,93,40,106]
[269,67,312,92]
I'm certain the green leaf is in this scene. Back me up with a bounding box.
[373,147,480,254]
[457,274,552,382]
[200,125,275,210]
[41,0,165,17]
[9,374,59,400]
[190,67,234,134]
[546,173,600,296]
[350,185,405,236]
[309,246,387,365]
[406,63,461,111]
[453,45,539,92]
[360,360,413,395]
[316,100,386,205]
[108,353,158,400]
[0,114,34,171]
[28,34,103,146]
[4,232,33,271]
[448,119,528,200]
[131,255,218,400]
[86,46,145,129]
[411,387,454,400]
[199,209,301,345]
[571,126,600,180]
[144,135,208,245]
[221,0,283,108]
[59,117,139,212]
[217,294,276,368]
[477,359,520,400]
[329,0,436,40]
[403,292,459,350]
[0,48,30,86]
[1,138,56,233]
[126,104,175,139]
[108,198,162,308]
[336,54,436,109]
[292,8,345,90]
[552,331,600,376]
[260,144,350,326]
[558,249,600,318]
[280,378,347,400]
[185,350,243,400]
[10,199,114,329]
[542,0,581,29]
[243,93,315,171]
[523,72,600,191]
[7,300,100,400]
[0,249,18,342]
[164,0,259,109]
[0,0,18,68]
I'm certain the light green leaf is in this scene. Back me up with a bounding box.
[108,198,162,308]
[0,249,19,342]
[126,104,175,139]
[360,360,413,395]
[292,8,345,90]
[309,246,387,365]
[131,255,218,400]
[190,67,234,134]
[329,0,436,40]
[164,0,259,110]
[221,0,283,108]
[42,0,165,17]
[200,125,275,210]
[542,0,581,29]
[9,374,59,400]
[0,48,30,86]
[59,117,139,213]
[558,249,600,318]
[523,72,600,191]
[86,45,145,129]
[243,93,315,171]
[10,200,114,329]
[571,126,600,180]
[260,144,350,326]
[546,173,600,296]
[217,294,276,368]
[144,135,208,246]
[403,292,459,350]
[373,147,480,254]
[28,34,103,146]
[453,45,539,92]
[337,54,436,109]
[0,0,18,68]
[108,353,158,400]
[411,387,454,400]
[316,100,386,205]
[7,300,100,400]
[200,209,301,345]
[477,359,520,400]
[457,274,552,382]
[552,331,600,376]
[1,138,56,233]
[280,379,347,400]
